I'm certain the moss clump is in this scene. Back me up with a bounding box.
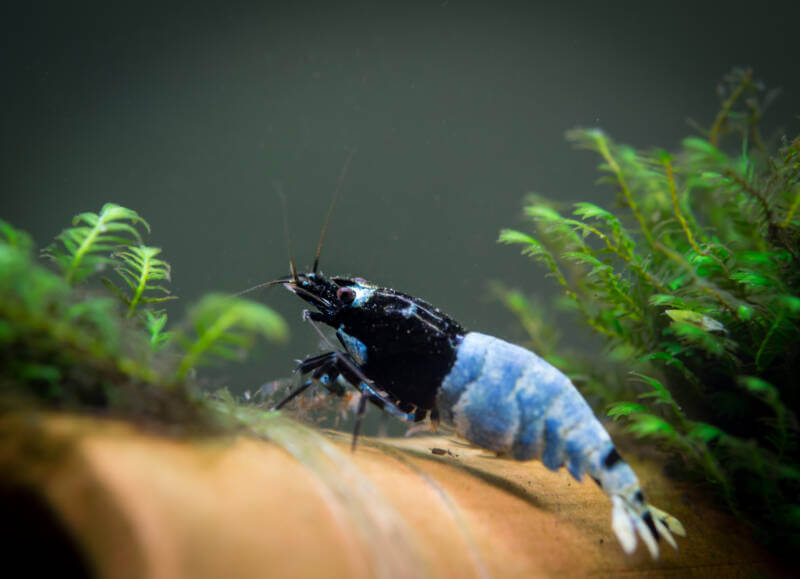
[0,204,287,429]
[499,68,800,553]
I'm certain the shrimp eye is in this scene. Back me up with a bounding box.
[336,286,355,305]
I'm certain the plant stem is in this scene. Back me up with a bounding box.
[176,311,236,379]
[593,135,656,249]
[128,250,152,317]
[654,242,738,313]
[67,222,103,284]
[664,160,703,256]
[569,220,669,294]
[537,246,616,338]
[755,310,784,372]
[709,68,752,147]
[782,188,800,227]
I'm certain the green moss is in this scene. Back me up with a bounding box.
[0,205,287,431]
[499,68,800,553]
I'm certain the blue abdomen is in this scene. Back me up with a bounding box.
[437,332,612,478]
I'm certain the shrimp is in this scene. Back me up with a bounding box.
[268,272,685,557]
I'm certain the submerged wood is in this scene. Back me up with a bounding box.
[0,413,786,578]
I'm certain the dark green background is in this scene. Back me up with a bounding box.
[2,1,798,397]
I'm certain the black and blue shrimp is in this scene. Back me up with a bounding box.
[271,272,685,558]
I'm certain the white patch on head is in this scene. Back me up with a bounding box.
[350,285,375,307]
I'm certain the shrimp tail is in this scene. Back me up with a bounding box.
[435,332,686,558]
[611,494,686,558]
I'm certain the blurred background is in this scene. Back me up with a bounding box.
[2,0,798,401]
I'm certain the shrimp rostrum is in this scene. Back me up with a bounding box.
[271,272,686,558]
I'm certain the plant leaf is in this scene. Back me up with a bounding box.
[43,203,150,284]
[175,295,288,379]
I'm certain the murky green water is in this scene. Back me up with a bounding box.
[2,1,798,428]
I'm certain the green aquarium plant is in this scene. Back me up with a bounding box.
[0,203,287,425]
[499,68,800,551]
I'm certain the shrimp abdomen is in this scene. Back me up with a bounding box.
[438,332,609,474]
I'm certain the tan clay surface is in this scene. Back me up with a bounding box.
[0,414,787,578]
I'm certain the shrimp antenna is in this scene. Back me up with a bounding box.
[232,179,298,298]
[273,179,299,282]
[313,148,355,274]
[232,278,287,297]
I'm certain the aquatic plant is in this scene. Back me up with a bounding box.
[0,205,286,423]
[499,68,800,551]
[42,203,149,284]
